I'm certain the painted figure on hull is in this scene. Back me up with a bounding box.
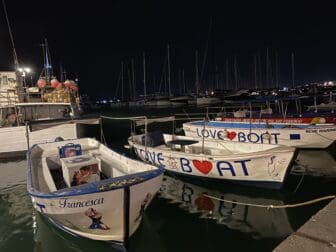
[85,208,110,230]
[71,164,100,186]
[134,193,152,223]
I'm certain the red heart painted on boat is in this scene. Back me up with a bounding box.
[192,160,212,174]
[227,131,237,140]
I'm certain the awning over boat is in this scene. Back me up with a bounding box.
[101,115,175,126]
[135,116,175,126]
[29,118,100,131]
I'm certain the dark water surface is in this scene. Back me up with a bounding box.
[1,107,336,252]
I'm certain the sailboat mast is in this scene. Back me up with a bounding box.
[195,50,199,96]
[128,69,132,101]
[121,61,124,101]
[291,53,295,89]
[131,58,136,101]
[167,44,171,96]
[275,52,279,88]
[2,0,19,70]
[225,58,229,90]
[182,69,186,94]
[41,39,53,83]
[254,54,257,89]
[143,52,146,98]
[266,48,269,89]
[234,56,238,90]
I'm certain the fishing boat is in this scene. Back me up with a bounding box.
[0,82,99,158]
[27,138,164,245]
[128,132,297,189]
[183,119,336,148]
[0,35,99,158]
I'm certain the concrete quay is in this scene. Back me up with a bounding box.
[274,198,336,251]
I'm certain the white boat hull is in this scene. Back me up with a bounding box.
[129,134,296,189]
[27,138,164,242]
[183,121,336,149]
[30,176,162,241]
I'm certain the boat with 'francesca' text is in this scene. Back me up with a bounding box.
[27,137,163,247]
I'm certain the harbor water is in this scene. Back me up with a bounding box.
[1,107,336,252]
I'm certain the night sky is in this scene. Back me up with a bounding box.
[1,1,336,98]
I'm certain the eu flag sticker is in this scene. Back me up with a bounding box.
[290,134,301,140]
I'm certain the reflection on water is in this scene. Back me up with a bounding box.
[295,149,336,177]
[32,213,114,252]
[160,174,293,240]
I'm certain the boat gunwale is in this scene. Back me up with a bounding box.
[26,142,164,199]
[128,136,296,160]
[184,120,336,129]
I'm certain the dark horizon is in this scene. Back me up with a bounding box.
[1,1,336,98]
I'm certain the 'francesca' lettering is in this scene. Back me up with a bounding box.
[59,198,104,208]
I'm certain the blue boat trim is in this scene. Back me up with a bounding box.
[189,121,310,129]
[26,144,164,199]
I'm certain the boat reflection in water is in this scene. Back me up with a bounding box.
[32,212,120,252]
[159,174,294,240]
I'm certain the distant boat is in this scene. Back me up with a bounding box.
[170,95,190,106]
[307,101,336,112]
[196,96,221,105]
[144,94,171,107]
[224,89,250,100]
[27,138,163,245]
[129,132,296,189]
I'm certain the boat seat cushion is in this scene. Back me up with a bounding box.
[59,143,82,158]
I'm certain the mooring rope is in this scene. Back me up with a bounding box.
[203,194,336,209]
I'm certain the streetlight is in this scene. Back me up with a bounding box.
[18,67,31,87]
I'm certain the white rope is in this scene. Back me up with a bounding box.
[203,194,335,209]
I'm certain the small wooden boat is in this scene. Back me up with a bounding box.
[27,138,164,245]
[183,120,336,148]
[128,132,297,189]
